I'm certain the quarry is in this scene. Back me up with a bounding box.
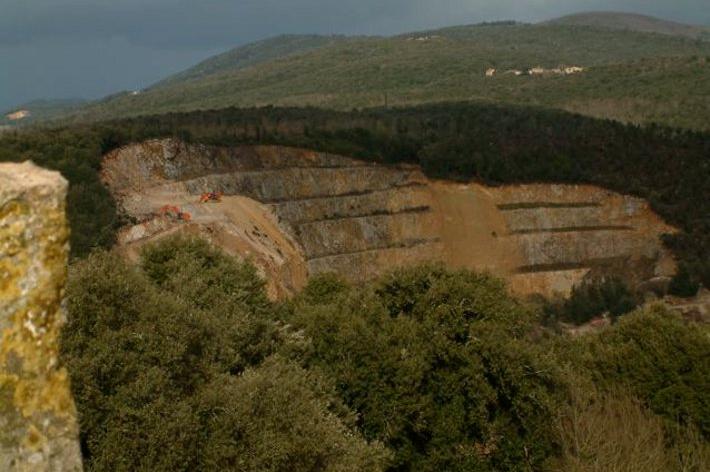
[102,139,677,299]
[5,110,30,121]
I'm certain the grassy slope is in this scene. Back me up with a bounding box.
[68,23,710,130]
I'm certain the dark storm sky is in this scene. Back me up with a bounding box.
[1,0,708,111]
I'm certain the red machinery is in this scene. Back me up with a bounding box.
[199,191,223,203]
[159,205,192,222]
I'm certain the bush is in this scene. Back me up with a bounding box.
[197,356,390,471]
[582,305,710,438]
[552,386,710,472]
[140,236,277,371]
[61,240,386,471]
[297,273,349,306]
[285,265,567,471]
[544,276,638,325]
[59,239,710,470]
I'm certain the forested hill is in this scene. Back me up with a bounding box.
[62,20,710,131]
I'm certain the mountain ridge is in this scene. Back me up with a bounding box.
[149,11,709,92]
[27,12,710,131]
[545,11,710,40]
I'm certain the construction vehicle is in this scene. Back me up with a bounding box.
[199,191,223,203]
[159,205,192,222]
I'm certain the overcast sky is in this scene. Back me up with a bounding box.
[1,0,708,111]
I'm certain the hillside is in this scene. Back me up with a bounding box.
[65,22,710,130]
[547,11,710,40]
[151,34,347,89]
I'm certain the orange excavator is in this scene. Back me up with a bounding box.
[199,191,223,203]
[159,205,192,222]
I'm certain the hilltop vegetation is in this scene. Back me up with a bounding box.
[61,236,710,471]
[62,21,710,130]
[547,11,710,40]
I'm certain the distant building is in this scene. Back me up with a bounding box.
[487,64,584,78]
[523,65,585,76]
[407,35,441,42]
[6,110,30,121]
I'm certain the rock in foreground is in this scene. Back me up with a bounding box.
[0,162,82,471]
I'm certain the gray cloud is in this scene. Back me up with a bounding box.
[1,0,708,110]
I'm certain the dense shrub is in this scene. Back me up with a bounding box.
[582,305,710,438]
[59,238,710,470]
[544,276,639,325]
[61,239,386,471]
[553,386,710,471]
[285,266,568,471]
[196,356,390,471]
[139,236,277,370]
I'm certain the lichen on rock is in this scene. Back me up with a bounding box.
[0,162,82,471]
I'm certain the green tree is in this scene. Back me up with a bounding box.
[286,265,567,471]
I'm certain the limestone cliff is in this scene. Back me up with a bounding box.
[0,162,83,471]
[103,139,677,298]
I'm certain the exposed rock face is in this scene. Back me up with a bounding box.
[0,162,82,471]
[103,139,677,298]
[5,110,31,122]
